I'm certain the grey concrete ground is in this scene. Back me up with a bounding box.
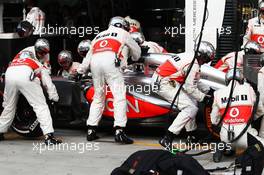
[0,129,250,175]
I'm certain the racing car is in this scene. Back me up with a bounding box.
[0,53,226,138]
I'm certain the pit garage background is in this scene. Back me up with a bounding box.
[0,0,260,74]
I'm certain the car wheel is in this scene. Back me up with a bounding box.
[203,104,220,139]
[11,95,43,137]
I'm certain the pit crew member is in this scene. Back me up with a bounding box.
[77,16,141,144]
[214,41,261,73]
[20,38,51,74]
[25,1,45,35]
[153,41,215,149]
[57,50,80,79]
[0,51,61,145]
[211,68,264,161]
[243,1,264,52]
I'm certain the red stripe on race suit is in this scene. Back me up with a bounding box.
[93,38,122,55]
[219,105,252,125]
[10,56,40,70]
[251,34,264,47]
[214,59,228,73]
[86,87,170,118]
[156,60,185,84]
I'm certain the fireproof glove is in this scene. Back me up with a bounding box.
[203,95,213,106]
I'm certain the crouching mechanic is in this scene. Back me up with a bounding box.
[20,38,51,74]
[77,16,141,144]
[153,41,215,149]
[0,51,61,145]
[57,50,80,79]
[210,69,264,161]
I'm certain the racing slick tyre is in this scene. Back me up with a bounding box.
[203,104,220,139]
[11,95,43,137]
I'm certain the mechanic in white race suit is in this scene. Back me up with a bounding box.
[214,41,261,73]
[0,51,61,145]
[57,42,90,126]
[152,41,215,149]
[25,5,45,35]
[210,69,264,161]
[20,38,51,74]
[77,16,141,144]
[57,50,80,79]
[243,1,264,52]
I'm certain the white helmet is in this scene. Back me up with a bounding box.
[34,38,50,57]
[196,41,216,64]
[57,50,73,70]
[130,32,145,45]
[109,16,130,32]
[77,39,91,58]
[225,68,244,85]
[244,41,261,55]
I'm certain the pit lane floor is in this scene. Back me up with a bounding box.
[0,128,248,175]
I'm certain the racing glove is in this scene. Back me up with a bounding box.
[207,88,214,98]
[74,73,83,82]
[141,46,150,55]
[203,95,213,106]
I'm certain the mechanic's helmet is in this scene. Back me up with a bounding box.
[259,1,264,15]
[225,68,244,85]
[57,50,73,70]
[34,38,50,58]
[196,41,216,64]
[16,20,34,37]
[77,39,91,58]
[244,41,261,55]
[130,32,145,45]
[109,16,130,32]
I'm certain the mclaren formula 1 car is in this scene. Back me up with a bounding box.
[0,53,227,138]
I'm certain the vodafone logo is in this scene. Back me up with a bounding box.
[229,107,239,118]
[257,36,264,44]
[99,40,108,48]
